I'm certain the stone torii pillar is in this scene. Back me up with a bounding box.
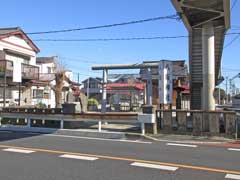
[202,22,215,110]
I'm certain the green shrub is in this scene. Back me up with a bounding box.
[0,67,5,72]
[88,98,99,106]
[36,102,47,108]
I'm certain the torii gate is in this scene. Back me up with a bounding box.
[92,61,174,113]
[92,62,158,113]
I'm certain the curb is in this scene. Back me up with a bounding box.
[142,134,237,145]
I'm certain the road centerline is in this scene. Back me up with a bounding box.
[131,162,178,171]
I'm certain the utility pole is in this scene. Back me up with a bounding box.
[18,82,21,106]
[226,77,228,104]
[218,86,220,105]
[77,73,79,84]
[87,78,89,99]
[3,62,6,107]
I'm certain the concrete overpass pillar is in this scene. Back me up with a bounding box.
[101,69,108,113]
[202,22,215,110]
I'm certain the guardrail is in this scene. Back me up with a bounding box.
[0,107,138,132]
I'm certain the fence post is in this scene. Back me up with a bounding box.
[27,117,31,128]
[98,121,102,132]
[60,120,64,129]
[141,122,145,135]
[236,116,239,140]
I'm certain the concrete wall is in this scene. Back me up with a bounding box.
[158,110,237,138]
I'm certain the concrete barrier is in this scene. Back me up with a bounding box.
[192,112,203,135]
[157,109,237,138]
[177,111,187,132]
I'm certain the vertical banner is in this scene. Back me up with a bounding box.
[158,60,173,104]
[13,61,22,82]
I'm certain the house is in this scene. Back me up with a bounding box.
[28,56,78,108]
[82,75,145,111]
[81,77,102,100]
[0,27,40,107]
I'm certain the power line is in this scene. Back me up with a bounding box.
[27,14,179,35]
[33,35,188,42]
[231,0,238,10]
[224,34,240,49]
[32,32,240,42]
[60,56,98,64]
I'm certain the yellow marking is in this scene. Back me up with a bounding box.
[0,144,239,175]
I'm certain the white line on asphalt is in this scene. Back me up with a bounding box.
[228,148,240,152]
[59,154,98,161]
[166,143,197,148]
[225,174,240,179]
[25,132,41,135]
[0,131,12,133]
[43,134,152,144]
[131,162,178,171]
[2,148,35,154]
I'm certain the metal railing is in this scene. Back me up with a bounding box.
[0,60,13,77]
[0,60,39,80]
[22,63,39,80]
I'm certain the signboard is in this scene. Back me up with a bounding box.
[13,61,22,82]
[158,61,173,104]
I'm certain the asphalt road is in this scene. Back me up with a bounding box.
[0,131,239,180]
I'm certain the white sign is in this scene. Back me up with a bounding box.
[158,61,173,104]
[13,61,22,82]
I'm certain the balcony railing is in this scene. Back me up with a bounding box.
[0,60,13,77]
[22,63,39,80]
[0,59,39,80]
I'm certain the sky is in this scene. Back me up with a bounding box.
[0,0,239,88]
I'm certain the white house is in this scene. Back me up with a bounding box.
[31,56,76,108]
[0,27,40,107]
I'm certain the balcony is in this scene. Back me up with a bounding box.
[0,60,13,77]
[22,63,39,80]
[0,59,39,80]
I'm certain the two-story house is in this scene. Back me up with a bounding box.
[0,27,40,107]
[81,77,102,101]
[30,56,76,108]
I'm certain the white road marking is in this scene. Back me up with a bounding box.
[228,148,240,152]
[225,174,240,179]
[25,132,41,135]
[2,148,35,154]
[59,154,98,161]
[0,131,12,133]
[131,162,178,171]
[43,134,152,144]
[166,143,197,148]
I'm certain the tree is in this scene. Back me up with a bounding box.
[214,88,226,104]
[51,57,67,108]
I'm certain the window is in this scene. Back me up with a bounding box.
[89,82,97,88]
[23,59,29,64]
[47,67,51,73]
[32,89,44,99]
